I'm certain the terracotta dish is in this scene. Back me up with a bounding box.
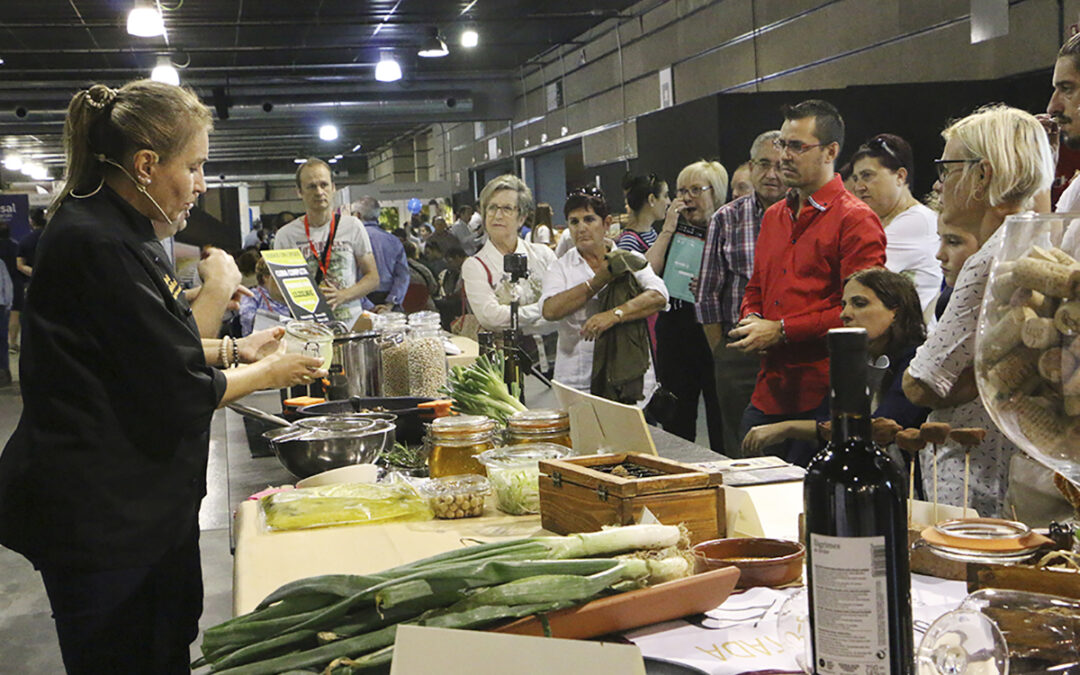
[492,566,740,639]
[692,537,805,588]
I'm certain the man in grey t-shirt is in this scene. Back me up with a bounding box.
[274,158,379,327]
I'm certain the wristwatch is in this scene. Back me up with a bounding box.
[613,308,625,322]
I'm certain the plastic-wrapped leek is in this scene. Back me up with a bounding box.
[261,481,433,531]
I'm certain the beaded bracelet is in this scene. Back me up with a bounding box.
[218,338,229,368]
[231,336,240,368]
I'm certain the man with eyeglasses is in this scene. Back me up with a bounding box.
[729,100,886,462]
[1048,30,1080,211]
[695,130,784,457]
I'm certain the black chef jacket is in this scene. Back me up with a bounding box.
[0,185,227,571]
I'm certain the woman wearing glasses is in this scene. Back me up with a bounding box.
[902,105,1054,519]
[460,174,557,341]
[850,134,942,319]
[541,186,668,399]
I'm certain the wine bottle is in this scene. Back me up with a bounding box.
[502,328,525,404]
[804,327,913,675]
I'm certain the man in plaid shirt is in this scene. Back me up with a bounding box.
[695,130,785,457]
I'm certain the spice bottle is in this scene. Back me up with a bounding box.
[505,409,572,450]
[427,415,497,477]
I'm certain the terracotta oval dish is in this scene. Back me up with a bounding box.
[692,537,805,588]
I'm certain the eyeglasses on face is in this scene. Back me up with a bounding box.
[773,138,824,154]
[752,159,782,172]
[933,158,981,181]
[676,185,712,198]
[485,203,519,217]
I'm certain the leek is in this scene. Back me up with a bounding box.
[441,353,528,423]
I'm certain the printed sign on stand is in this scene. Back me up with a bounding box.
[260,249,333,323]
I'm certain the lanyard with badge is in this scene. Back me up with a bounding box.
[303,213,338,284]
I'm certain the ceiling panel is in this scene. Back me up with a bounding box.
[0,0,641,180]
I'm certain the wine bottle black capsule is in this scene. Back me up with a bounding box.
[804,327,913,674]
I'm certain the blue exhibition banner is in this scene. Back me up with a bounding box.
[0,194,30,241]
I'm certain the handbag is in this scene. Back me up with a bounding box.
[449,256,494,341]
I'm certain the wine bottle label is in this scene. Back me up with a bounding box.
[809,534,890,674]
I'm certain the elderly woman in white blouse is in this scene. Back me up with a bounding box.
[541,186,668,401]
[461,175,557,344]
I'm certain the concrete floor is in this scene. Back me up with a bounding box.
[0,349,715,673]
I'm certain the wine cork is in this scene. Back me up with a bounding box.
[1055,300,1080,336]
[1009,287,1056,317]
[1021,315,1060,349]
[1012,396,1067,452]
[990,269,1018,304]
[894,428,927,453]
[983,306,1035,363]
[986,348,1039,397]
[1049,246,1080,268]
[919,422,952,444]
[948,427,987,447]
[871,417,902,446]
[1026,245,1059,263]
[1065,395,1080,417]
[1013,257,1080,298]
[1038,347,1077,383]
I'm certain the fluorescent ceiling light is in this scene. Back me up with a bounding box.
[418,28,449,58]
[151,56,179,86]
[293,158,306,164]
[3,155,22,171]
[127,5,164,38]
[375,55,402,82]
[319,124,339,141]
[461,29,479,48]
[351,144,362,152]
[328,158,338,164]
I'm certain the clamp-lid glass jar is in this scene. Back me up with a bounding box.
[427,414,497,477]
[505,409,571,449]
[285,320,335,367]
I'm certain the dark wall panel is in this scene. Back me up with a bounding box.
[637,68,1053,200]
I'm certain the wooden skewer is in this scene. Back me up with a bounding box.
[963,450,971,515]
[933,443,939,524]
[908,469,915,528]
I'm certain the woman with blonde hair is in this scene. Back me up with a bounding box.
[647,160,728,448]
[0,80,323,672]
[903,104,1054,519]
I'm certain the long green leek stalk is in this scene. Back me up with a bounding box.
[441,352,528,423]
[199,525,681,673]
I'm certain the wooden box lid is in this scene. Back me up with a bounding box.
[538,453,722,498]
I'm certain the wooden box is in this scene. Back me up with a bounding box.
[538,453,725,544]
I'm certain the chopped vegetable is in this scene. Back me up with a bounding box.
[488,467,540,515]
[441,353,527,423]
[380,442,426,471]
[261,481,432,531]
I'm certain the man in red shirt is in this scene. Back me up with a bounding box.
[728,99,886,461]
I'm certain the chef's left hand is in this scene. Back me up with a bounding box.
[237,326,286,363]
[581,311,620,341]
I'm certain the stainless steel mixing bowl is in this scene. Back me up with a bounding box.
[262,417,396,479]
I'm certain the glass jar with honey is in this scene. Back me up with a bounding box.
[505,409,572,450]
[426,415,497,477]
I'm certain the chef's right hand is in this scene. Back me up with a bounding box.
[260,352,327,389]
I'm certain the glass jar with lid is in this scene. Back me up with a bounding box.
[406,324,447,398]
[505,409,572,450]
[427,414,497,477]
[380,319,409,397]
[284,320,334,367]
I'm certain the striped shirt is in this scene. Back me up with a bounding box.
[694,193,764,328]
[615,228,658,254]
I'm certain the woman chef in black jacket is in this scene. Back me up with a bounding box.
[0,80,326,673]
